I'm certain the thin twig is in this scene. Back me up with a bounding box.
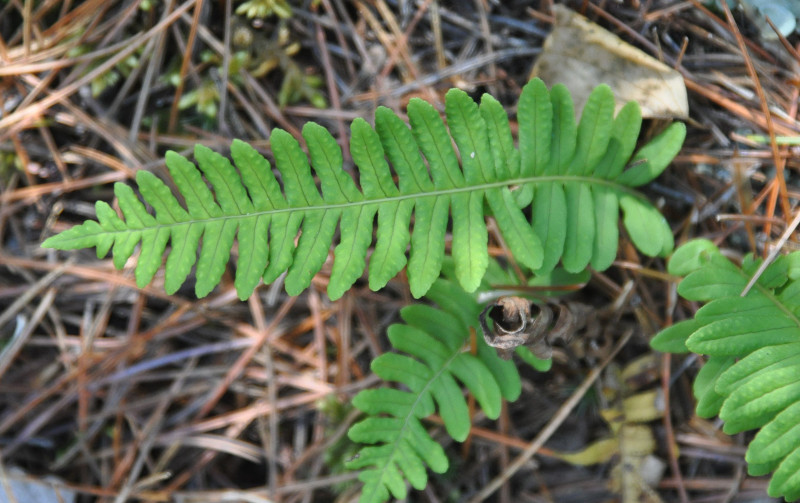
[741,208,800,296]
[467,328,634,502]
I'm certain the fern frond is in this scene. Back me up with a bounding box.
[43,79,685,300]
[651,240,800,501]
[346,279,520,503]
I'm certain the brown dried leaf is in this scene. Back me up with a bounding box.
[479,297,589,360]
[531,5,688,119]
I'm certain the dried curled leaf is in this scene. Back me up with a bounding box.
[479,296,593,360]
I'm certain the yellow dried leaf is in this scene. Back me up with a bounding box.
[551,437,619,466]
[620,424,657,457]
[622,389,665,423]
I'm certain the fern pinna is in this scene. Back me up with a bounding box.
[347,279,521,502]
[651,240,800,501]
[43,79,685,301]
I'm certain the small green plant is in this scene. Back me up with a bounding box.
[235,0,292,19]
[229,20,327,109]
[652,240,800,501]
[65,43,141,97]
[42,79,684,301]
[177,78,220,119]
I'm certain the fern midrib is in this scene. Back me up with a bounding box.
[100,175,643,235]
[367,344,465,501]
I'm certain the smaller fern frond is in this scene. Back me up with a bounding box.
[347,279,520,503]
[43,79,685,301]
[651,239,800,501]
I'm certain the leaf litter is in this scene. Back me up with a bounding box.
[0,1,797,501]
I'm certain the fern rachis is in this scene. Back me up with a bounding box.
[43,79,686,301]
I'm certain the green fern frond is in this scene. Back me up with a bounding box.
[651,240,800,501]
[43,79,685,300]
[346,279,520,503]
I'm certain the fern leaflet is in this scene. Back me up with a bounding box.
[651,240,800,501]
[346,279,520,502]
[43,79,685,300]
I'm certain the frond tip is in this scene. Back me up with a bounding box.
[43,79,685,300]
[347,279,521,503]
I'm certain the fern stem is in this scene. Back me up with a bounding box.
[363,341,465,502]
[90,175,644,237]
